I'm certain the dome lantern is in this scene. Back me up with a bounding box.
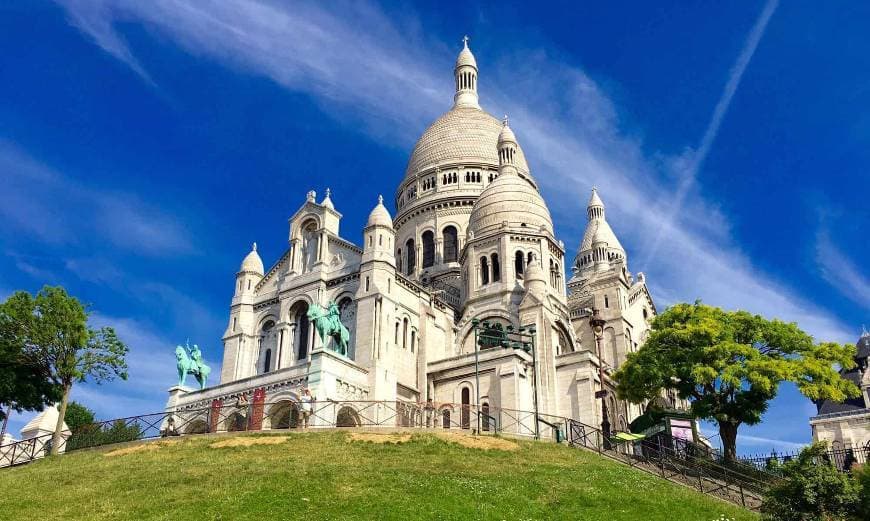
[454,36,479,109]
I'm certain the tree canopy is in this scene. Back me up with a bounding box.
[614,301,859,460]
[0,292,63,423]
[2,286,128,454]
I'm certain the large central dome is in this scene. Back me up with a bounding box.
[403,106,530,180]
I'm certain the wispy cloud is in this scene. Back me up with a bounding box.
[0,141,194,257]
[644,0,780,263]
[52,0,854,348]
[816,229,870,313]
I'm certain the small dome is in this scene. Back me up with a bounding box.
[469,173,553,237]
[498,116,516,145]
[321,188,334,210]
[367,195,393,228]
[456,37,477,69]
[20,405,69,438]
[240,242,264,275]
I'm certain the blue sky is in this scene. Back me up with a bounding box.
[1,0,867,455]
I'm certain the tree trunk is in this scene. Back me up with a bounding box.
[719,420,739,463]
[50,384,71,456]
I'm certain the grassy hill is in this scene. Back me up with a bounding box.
[0,431,758,520]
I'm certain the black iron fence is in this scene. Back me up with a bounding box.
[739,441,870,473]
[0,400,777,511]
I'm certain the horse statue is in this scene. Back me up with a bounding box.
[176,341,211,389]
[307,301,350,356]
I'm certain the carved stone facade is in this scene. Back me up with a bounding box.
[164,40,662,432]
[810,333,870,449]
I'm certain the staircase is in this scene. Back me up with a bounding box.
[562,418,772,511]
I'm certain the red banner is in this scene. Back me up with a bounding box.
[248,388,266,430]
[209,399,222,432]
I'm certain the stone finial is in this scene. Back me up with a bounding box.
[378,194,384,205]
[503,114,509,127]
[307,190,316,203]
[252,242,257,252]
[462,35,469,48]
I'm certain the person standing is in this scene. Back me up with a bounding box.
[300,389,314,428]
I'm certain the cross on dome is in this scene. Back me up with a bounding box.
[502,114,509,127]
[252,242,257,252]
[462,35,469,47]
[378,194,384,204]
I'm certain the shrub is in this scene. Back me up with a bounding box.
[761,442,861,520]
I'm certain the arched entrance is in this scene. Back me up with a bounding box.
[268,400,299,429]
[336,406,361,427]
[225,412,247,432]
[185,418,208,434]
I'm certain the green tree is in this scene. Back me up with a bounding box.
[4,286,129,455]
[0,292,63,423]
[63,401,96,432]
[761,442,861,520]
[614,302,859,461]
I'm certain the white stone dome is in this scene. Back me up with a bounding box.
[366,195,393,228]
[468,172,553,237]
[403,107,530,182]
[239,243,264,275]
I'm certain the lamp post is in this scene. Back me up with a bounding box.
[471,318,481,433]
[589,308,611,449]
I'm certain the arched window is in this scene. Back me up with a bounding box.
[515,251,524,278]
[481,403,491,432]
[443,226,458,262]
[402,318,409,349]
[259,320,276,374]
[410,330,416,352]
[338,297,356,359]
[405,239,415,275]
[395,321,400,345]
[527,251,534,264]
[442,409,451,429]
[291,303,310,361]
[491,254,500,282]
[461,388,471,429]
[422,231,435,268]
[480,256,489,285]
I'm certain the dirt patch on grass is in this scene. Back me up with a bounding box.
[348,433,411,444]
[104,439,180,457]
[435,432,518,451]
[209,436,291,448]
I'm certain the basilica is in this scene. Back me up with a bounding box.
[164,40,658,435]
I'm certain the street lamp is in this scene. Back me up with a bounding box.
[589,308,611,448]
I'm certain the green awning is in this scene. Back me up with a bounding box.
[613,432,646,442]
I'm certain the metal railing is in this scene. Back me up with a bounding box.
[0,400,773,511]
[740,442,870,473]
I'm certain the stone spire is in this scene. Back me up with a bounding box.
[497,115,518,176]
[453,36,479,108]
[320,187,334,210]
[572,188,625,275]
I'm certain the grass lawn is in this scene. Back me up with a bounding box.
[0,431,758,520]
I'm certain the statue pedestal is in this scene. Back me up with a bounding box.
[162,386,192,434]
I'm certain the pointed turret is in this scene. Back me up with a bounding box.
[236,242,264,296]
[453,36,479,108]
[572,188,626,276]
[320,188,335,210]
